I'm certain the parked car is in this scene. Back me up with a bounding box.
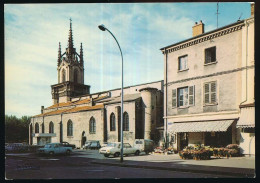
[133,139,154,154]
[61,141,76,149]
[5,143,28,152]
[37,143,72,156]
[83,141,101,150]
[101,142,108,148]
[99,142,140,157]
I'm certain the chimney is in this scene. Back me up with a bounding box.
[192,20,204,37]
[41,106,44,114]
[251,3,255,17]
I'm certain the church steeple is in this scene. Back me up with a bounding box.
[66,18,75,60]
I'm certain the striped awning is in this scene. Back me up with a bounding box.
[168,120,234,133]
[237,107,255,128]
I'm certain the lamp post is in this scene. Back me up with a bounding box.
[98,24,124,162]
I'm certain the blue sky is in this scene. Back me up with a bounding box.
[5,2,252,117]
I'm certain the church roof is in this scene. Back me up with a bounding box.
[99,93,141,104]
[34,104,104,117]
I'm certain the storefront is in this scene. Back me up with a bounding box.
[168,119,237,150]
[236,107,255,155]
[33,133,56,146]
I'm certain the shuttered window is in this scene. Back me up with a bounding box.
[172,89,177,108]
[204,81,217,104]
[189,86,195,106]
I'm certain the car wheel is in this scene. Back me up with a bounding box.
[66,150,71,155]
[114,152,120,157]
[135,150,140,156]
[49,151,54,156]
[104,154,109,158]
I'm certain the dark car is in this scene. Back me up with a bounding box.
[61,142,76,149]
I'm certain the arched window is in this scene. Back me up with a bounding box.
[110,113,116,131]
[35,123,39,133]
[42,123,45,133]
[89,117,96,134]
[49,122,54,133]
[67,120,73,136]
[74,69,78,83]
[123,112,129,131]
[62,69,66,82]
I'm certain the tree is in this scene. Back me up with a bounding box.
[5,115,31,143]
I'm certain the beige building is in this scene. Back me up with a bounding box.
[161,4,254,155]
[29,21,164,148]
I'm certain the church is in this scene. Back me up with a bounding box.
[29,21,164,148]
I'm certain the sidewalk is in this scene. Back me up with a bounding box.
[91,153,255,178]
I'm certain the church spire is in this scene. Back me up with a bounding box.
[57,42,61,66]
[67,18,74,59]
[80,43,83,66]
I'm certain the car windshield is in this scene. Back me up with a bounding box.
[44,144,52,148]
[107,143,117,147]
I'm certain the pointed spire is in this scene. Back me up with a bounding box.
[57,42,61,66]
[80,43,84,65]
[67,18,74,58]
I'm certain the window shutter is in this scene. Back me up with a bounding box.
[204,83,210,104]
[211,82,217,103]
[189,85,195,106]
[172,89,177,108]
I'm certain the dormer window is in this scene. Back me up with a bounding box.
[178,55,188,71]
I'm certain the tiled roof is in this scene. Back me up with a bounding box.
[66,104,104,113]
[34,108,70,117]
[46,101,72,109]
[74,98,91,105]
[34,104,104,117]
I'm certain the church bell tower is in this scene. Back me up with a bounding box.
[51,19,90,104]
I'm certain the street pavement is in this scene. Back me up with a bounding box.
[5,149,255,178]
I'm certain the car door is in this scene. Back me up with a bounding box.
[124,143,132,154]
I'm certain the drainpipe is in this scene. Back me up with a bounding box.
[240,20,249,106]
[164,48,168,149]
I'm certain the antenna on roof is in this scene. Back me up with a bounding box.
[238,13,243,21]
[216,2,220,28]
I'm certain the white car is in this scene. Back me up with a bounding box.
[99,142,140,157]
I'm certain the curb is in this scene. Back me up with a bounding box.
[91,161,255,178]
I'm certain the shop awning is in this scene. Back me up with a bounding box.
[168,120,234,133]
[237,107,255,128]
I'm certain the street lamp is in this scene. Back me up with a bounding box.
[98,24,124,163]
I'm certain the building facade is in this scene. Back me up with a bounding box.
[29,21,164,148]
[161,4,254,155]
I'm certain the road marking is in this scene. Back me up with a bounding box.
[83,170,104,172]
